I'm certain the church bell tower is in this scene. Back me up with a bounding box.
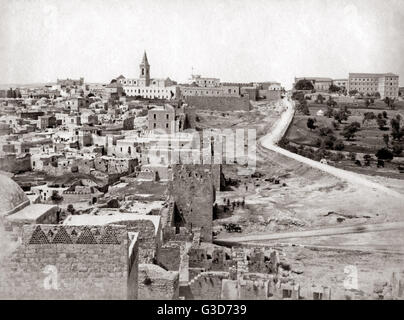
[139,51,150,86]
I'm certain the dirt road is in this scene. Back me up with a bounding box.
[214,220,404,244]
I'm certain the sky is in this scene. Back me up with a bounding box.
[0,0,403,89]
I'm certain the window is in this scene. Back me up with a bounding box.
[166,114,169,120]
[153,123,156,128]
[154,114,156,119]
[313,292,323,300]
[282,289,292,299]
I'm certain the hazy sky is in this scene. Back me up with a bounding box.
[1,0,403,89]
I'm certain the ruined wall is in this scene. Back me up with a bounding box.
[157,241,182,271]
[184,96,251,112]
[188,271,229,300]
[0,154,31,173]
[138,263,179,300]
[169,165,214,242]
[257,90,281,101]
[188,245,278,274]
[112,219,160,264]
[0,224,137,300]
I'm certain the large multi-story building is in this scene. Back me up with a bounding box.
[189,74,220,87]
[118,52,179,100]
[348,73,399,98]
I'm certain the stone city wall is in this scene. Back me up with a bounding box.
[184,96,251,112]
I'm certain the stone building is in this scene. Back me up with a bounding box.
[0,224,139,299]
[64,213,162,263]
[168,164,215,242]
[348,73,399,98]
[119,52,179,99]
[147,104,185,133]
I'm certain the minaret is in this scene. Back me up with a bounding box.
[139,51,150,86]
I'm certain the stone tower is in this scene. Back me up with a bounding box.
[139,51,150,87]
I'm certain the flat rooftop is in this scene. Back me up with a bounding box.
[6,204,57,222]
[63,213,161,235]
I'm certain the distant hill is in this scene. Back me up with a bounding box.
[0,82,55,89]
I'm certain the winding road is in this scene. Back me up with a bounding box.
[259,98,403,198]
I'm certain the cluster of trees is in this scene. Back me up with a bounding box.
[292,91,310,115]
[306,119,345,151]
[283,141,345,162]
[328,84,341,93]
[383,115,404,157]
[323,99,351,124]
[294,79,314,91]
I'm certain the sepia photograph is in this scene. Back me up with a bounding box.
[0,0,403,308]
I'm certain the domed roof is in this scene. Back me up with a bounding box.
[0,173,30,216]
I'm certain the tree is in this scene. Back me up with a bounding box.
[334,139,345,151]
[377,117,387,130]
[292,91,305,101]
[365,99,371,108]
[384,97,395,110]
[374,92,381,99]
[319,126,333,137]
[329,84,341,93]
[51,191,63,204]
[316,94,325,104]
[327,96,337,107]
[382,111,388,119]
[297,98,310,115]
[390,118,404,140]
[332,121,340,130]
[349,152,357,161]
[343,122,361,141]
[362,112,376,124]
[363,154,372,166]
[383,134,390,147]
[307,118,317,130]
[324,106,334,118]
[323,134,337,149]
[295,79,314,91]
[349,89,358,96]
[333,109,348,123]
[392,142,403,157]
[376,148,394,161]
[67,204,76,215]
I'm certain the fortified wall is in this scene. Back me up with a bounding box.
[184,96,251,112]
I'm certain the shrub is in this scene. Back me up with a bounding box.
[375,148,394,161]
[334,139,345,151]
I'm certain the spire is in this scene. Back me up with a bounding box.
[141,51,149,66]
